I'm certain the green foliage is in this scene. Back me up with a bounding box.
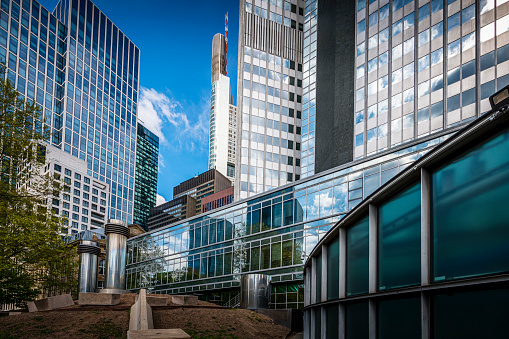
[0,67,77,308]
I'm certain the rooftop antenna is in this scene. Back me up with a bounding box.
[225,12,228,75]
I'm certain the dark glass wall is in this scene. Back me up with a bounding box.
[346,216,369,296]
[378,297,421,339]
[327,237,339,300]
[378,183,421,290]
[433,129,509,281]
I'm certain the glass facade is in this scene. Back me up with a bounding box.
[378,182,420,290]
[0,0,139,230]
[354,0,509,159]
[303,107,509,338]
[433,125,509,282]
[301,0,318,178]
[126,133,448,307]
[133,123,159,228]
[236,0,305,199]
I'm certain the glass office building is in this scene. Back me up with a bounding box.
[0,0,140,227]
[133,123,159,228]
[354,0,509,159]
[302,103,509,338]
[126,130,451,308]
[235,0,306,199]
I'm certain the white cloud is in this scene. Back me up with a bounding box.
[156,194,167,206]
[137,87,209,153]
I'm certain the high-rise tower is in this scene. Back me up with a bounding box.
[209,33,237,184]
[133,123,159,229]
[0,0,140,232]
[235,0,305,199]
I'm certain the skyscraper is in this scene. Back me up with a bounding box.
[0,0,140,232]
[133,123,159,229]
[235,0,305,199]
[209,33,237,184]
[348,0,509,160]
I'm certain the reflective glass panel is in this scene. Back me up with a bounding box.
[346,216,369,296]
[379,183,421,290]
[433,127,509,281]
[327,237,339,300]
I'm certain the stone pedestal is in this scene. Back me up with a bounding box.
[27,294,74,312]
[78,292,120,306]
[135,295,168,306]
[171,295,198,306]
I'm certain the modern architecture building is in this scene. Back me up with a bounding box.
[46,145,109,234]
[173,169,232,215]
[302,94,509,338]
[133,122,159,229]
[302,0,509,178]
[125,128,452,308]
[235,0,306,199]
[0,0,140,233]
[147,195,196,231]
[351,0,509,159]
[123,0,509,313]
[201,186,234,213]
[209,33,237,184]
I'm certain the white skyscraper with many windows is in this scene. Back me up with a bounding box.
[209,33,237,184]
[235,0,305,199]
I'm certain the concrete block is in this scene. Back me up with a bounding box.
[171,295,198,306]
[8,312,23,316]
[135,295,168,306]
[48,294,74,309]
[130,289,153,331]
[28,294,74,312]
[127,329,190,339]
[79,292,120,306]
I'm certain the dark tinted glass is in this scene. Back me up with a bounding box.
[379,183,421,290]
[433,128,509,281]
[346,216,369,296]
[433,289,509,338]
[346,302,369,339]
[378,297,421,339]
[327,237,340,300]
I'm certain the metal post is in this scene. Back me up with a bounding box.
[99,219,129,293]
[77,240,101,293]
[240,273,270,309]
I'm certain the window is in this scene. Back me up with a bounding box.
[379,183,421,290]
[74,173,81,180]
[419,3,430,21]
[346,216,369,296]
[448,12,460,31]
[433,128,509,282]
[357,19,365,33]
[404,13,414,30]
[54,164,61,172]
[65,168,71,176]
[74,189,80,196]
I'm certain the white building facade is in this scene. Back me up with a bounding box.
[235,0,305,199]
[209,33,237,184]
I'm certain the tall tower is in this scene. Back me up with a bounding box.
[235,0,305,199]
[133,123,159,229]
[209,33,237,184]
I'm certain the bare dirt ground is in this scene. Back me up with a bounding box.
[0,294,290,339]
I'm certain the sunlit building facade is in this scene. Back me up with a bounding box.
[209,33,237,184]
[353,0,509,159]
[0,0,140,232]
[235,0,306,199]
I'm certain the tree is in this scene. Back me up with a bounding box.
[0,67,77,308]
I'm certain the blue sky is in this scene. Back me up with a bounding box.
[41,0,239,204]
